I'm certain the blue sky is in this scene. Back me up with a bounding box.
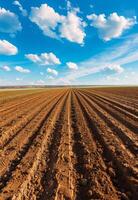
[0,0,138,85]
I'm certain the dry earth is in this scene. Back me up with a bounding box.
[0,87,137,200]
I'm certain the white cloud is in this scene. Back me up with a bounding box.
[0,7,22,34]
[15,66,30,73]
[107,64,124,73]
[30,4,62,39]
[1,65,11,71]
[87,12,136,41]
[29,4,86,44]
[25,54,41,63]
[67,62,78,70]
[25,52,61,65]
[0,40,18,55]
[54,34,138,85]
[47,68,58,76]
[13,1,27,16]
[59,11,86,44]
[40,53,61,65]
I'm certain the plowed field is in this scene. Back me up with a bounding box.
[0,87,137,200]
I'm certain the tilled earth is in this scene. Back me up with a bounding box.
[0,87,137,200]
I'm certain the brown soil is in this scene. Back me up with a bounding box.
[0,87,137,200]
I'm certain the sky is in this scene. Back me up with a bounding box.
[0,0,138,86]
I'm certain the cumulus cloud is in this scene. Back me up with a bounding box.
[59,11,86,44]
[0,7,22,34]
[67,62,78,70]
[15,66,30,73]
[47,68,58,76]
[25,52,61,65]
[29,4,62,39]
[39,53,61,65]
[25,54,40,63]
[13,1,27,16]
[1,65,11,71]
[87,12,136,41]
[0,40,18,55]
[107,64,124,73]
[29,4,86,44]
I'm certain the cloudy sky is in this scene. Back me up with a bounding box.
[0,0,138,86]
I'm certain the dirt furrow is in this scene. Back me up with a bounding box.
[0,93,53,128]
[78,90,138,158]
[0,92,62,149]
[79,90,138,154]
[0,91,68,200]
[0,91,46,116]
[54,91,76,200]
[90,93,138,134]
[71,91,119,200]
[75,90,138,199]
[103,93,138,108]
[88,90,138,108]
[0,91,66,190]
[0,90,45,110]
[83,89,138,121]
[0,87,137,200]
[83,89,138,116]
[39,91,76,200]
